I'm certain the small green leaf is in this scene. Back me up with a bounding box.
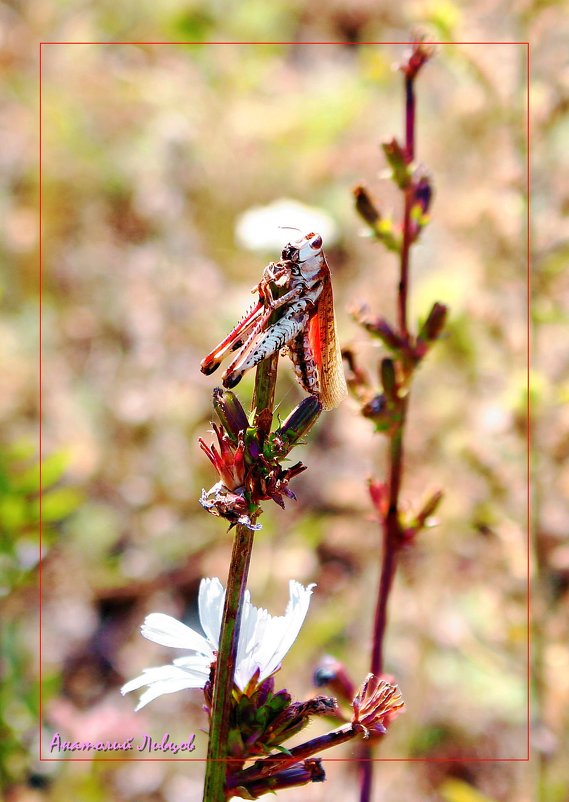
[16,451,70,494]
[271,744,293,755]
[0,496,28,531]
[32,488,82,522]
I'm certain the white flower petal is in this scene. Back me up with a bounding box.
[198,578,225,647]
[133,678,205,711]
[121,663,209,710]
[141,613,213,656]
[250,581,316,681]
[235,593,260,661]
[173,654,213,671]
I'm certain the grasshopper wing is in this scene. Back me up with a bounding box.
[308,276,347,410]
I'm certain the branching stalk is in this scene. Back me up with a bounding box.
[230,723,357,789]
[359,45,426,802]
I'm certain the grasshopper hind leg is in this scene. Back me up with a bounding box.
[222,300,310,389]
[200,299,264,376]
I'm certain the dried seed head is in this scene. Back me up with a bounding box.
[352,675,405,737]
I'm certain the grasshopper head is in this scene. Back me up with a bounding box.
[281,232,323,264]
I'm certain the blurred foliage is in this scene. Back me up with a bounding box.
[0,442,80,788]
[0,441,81,592]
[1,0,567,801]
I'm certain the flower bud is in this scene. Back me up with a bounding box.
[274,396,322,451]
[361,394,387,419]
[213,387,249,442]
[415,489,444,528]
[413,174,433,217]
[353,185,381,226]
[369,318,404,352]
[236,759,326,798]
[382,138,412,187]
[361,394,398,434]
[418,302,448,345]
[368,480,388,518]
[399,38,434,80]
[313,656,355,704]
[380,358,397,400]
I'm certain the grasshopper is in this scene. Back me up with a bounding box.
[200,232,347,410]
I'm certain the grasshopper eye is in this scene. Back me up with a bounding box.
[309,234,322,250]
[282,244,298,261]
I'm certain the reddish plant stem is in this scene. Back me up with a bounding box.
[359,68,418,802]
[405,76,416,162]
[398,188,413,338]
[229,723,358,789]
[370,81,415,693]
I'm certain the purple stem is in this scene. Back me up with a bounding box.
[359,66,418,802]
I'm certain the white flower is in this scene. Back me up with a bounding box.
[121,578,316,711]
[235,198,338,253]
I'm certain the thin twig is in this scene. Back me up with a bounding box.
[359,54,421,802]
[230,723,357,788]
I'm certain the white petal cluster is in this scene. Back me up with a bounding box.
[121,578,315,711]
[235,198,338,252]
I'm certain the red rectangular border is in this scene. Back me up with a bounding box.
[38,39,531,764]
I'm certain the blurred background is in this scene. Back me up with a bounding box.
[1,1,567,801]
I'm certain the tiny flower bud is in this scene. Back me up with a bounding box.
[313,656,355,704]
[274,396,323,451]
[382,138,412,187]
[380,358,397,400]
[361,394,387,419]
[415,489,444,528]
[234,759,326,798]
[369,480,388,518]
[361,395,398,434]
[399,37,435,80]
[213,387,249,442]
[413,173,433,217]
[353,185,381,226]
[270,759,326,791]
[342,345,372,400]
[418,302,448,345]
[372,319,404,352]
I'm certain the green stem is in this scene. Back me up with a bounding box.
[202,355,279,802]
[203,523,255,802]
[252,352,279,441]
